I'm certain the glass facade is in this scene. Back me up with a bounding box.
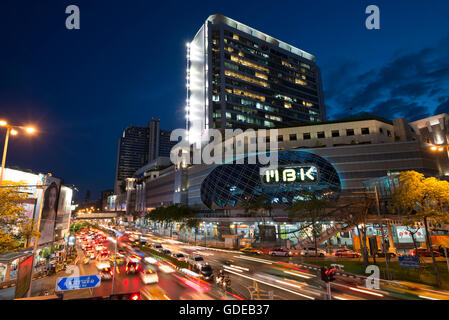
[200,150,341,209]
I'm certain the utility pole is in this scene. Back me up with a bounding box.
[374,186,391,280]
[27,173,51,297]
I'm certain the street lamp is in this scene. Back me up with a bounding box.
[0,120,36,186]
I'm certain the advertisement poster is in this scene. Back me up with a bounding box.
[54,186,73,242]
[14,255,33,299]
[396,226,426,243]
[37,177,62,245]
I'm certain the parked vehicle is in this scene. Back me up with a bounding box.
[239,247,262,255]
[409,248,440,257]
[301,247,326,257]
[375,250,397,258]
[268,248,292,257]
[334,249,361,258]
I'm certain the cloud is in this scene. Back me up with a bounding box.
[434,96,449,115]
[324,32,449,121]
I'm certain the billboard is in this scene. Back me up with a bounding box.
[14,255,33,299]
[396,226,426,243]
[37,177,61,245]
[54,186,73,242]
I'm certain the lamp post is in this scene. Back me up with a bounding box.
[27,172,51,298]
[108,228,123,298]
[0,120,36,186]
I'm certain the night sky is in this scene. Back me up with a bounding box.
[1,0,449,201]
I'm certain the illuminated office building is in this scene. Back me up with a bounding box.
[186,14,326,146]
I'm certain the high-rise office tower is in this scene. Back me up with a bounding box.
[115,126,150,193]
[115,120,176,193]
[186,14,326,146]
[148,119,177,162]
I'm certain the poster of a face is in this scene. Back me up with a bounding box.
[38,180,61,245]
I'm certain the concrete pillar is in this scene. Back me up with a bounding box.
[387,222,396,252]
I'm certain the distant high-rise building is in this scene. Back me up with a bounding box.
[115,126,149,193]
[186,14,326,146]
[115,120,176,193]
[148,119,177,162]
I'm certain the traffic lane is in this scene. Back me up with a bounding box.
[142,234,383,300]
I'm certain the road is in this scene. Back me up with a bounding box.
[2,224,447,300]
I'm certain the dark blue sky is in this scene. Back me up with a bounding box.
[1,0,449,201]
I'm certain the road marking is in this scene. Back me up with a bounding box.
[233,255,273,265]
[223,269,315,300]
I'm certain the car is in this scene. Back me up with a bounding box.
[301,247,326,257]
[409,248,440,257]
[88,251,96,259]
[375,250,397,258]
[95,261,111,270]
[198,263,214,282]
[188,255,206,268]
[100,267,113,280]
[140,286,169,300]
[139,265,159,284]
[125,257,142,274]
[239,247,262,255]
[83,257,90,265]
[268,248,292,257]
[334,249,361,258]
[161,249,171,255]
[172,253,187,261]
[117,250,127,257]
[152,244,163,251]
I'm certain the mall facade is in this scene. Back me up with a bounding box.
[0,168,74,284]
[106,113,449,251]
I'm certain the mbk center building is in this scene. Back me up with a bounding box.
[117,113,449,251]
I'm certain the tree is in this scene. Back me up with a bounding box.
[184,218,201,245]
[242,195,272,249]
[286,192,328,256]
[0,182,40,254]
[392,171,449,287]
[333,193,375,267]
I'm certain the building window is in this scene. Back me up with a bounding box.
[346,129,355,136]
[361,128,370,135]
[278,135,283,142]
[284,102,292,109]
[303,133,311,140]
[387,130,392,137]
[289,134,297,141]
[379,128,384,134]
[233,34,239,40]
[317,131,325,139]
[332,130,340,137]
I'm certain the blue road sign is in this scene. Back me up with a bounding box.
[56,274,101,291]
[399,255,420,268]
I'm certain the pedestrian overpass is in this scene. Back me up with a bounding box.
[72,211,124,220]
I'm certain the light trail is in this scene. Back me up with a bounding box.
[233,255,273,265]
[283,270,312,279]
[230,265,250,272]
[223,265,244,273]
[223,268,315,300]
[348,287,384,297]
